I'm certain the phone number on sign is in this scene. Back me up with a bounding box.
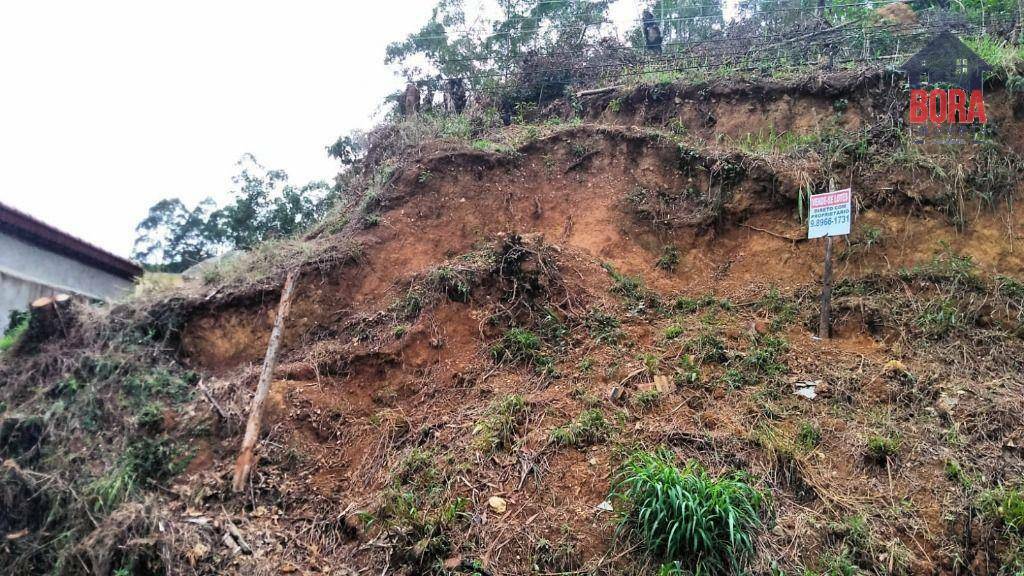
[809,213,849,227]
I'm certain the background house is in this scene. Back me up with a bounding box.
[0,202,141,332]
[901,30,992,91]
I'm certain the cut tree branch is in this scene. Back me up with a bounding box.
[232,269,300,493]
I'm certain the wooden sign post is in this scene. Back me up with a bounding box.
[807,183,852,339]
[819,236,834,339]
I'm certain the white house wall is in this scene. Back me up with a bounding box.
[0,230,134,332]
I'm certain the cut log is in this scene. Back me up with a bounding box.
[232,269,300,492]
[19,294,74,352]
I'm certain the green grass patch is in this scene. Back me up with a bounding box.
[473,394,528,454]
[0,316,29,354]
[603,263,661,313]
[866,434,901,463]
[550,409,609,447]
[611,449,768,573]
[631,390,661,413]
[490,328,542,365]
[979,486,1024,533]
[797,421,821,450]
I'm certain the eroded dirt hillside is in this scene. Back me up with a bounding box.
[2,72,1024,576]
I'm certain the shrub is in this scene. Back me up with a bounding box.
[550,409,609,447]
[612,450,767,573]
[135,403,165,433]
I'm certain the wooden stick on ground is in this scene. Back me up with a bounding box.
[232,268,300,493]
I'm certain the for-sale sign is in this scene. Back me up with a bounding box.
[808,189,852,239]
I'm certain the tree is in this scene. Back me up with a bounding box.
[326,132,366,167]
[133,155,336,272]
[385,0,614,95]
[133,198,223,273]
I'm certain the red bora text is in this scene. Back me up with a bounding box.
[909,88,987,124]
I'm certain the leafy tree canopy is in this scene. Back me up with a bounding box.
[385,0,615,92]
[133,154,336,272]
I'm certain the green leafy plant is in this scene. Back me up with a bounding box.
[603,263,660,312]
[585,309,623,344]
[687,331,727,364]
[655,245,680,272]
[611,450,768,573]
[742,334,788,379]
[673,297,699,313]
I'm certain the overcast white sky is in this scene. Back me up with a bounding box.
[0,1,649,259]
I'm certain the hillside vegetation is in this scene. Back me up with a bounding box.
[3,2,1024,575]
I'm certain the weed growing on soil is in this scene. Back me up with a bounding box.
[673,297,699,313]
[915,298,964,338]
[655,245,680,272]
[550,409,609,447]
[686,331,728,364]
[944,458,967,485]
[429,266,473,302]
[375,484,469,571]
[603,263,661,313]
[0,316,29,353]
[738,334,789,383]
[797,422,821,450]
[490,328,541,363]
[997,274,1024,303]
[612,449,767,574]
[662,324,684,340]
[758,286,797,331]
[490,328,554,374]
[824,514,876,572]
[473,394,528,454]
[866,434,901,462]
[631,390,661,413]
[979,486,1024,532]
[87,436,185,514]
[585,309,623,344]
[675,294,732,314]
[675,355,701,386]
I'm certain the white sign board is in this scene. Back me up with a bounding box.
[808,189,852,239]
